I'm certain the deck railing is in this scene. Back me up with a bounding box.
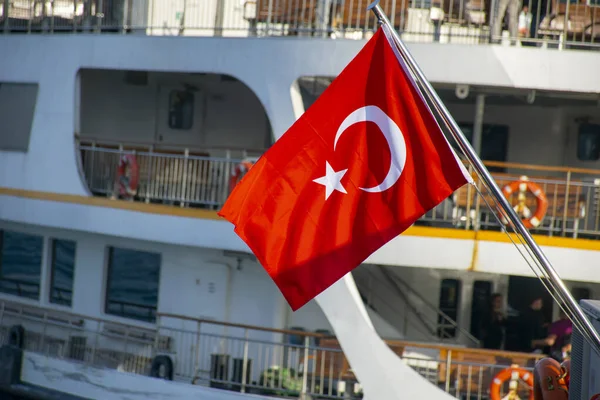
[78,141,600,239]
[0,297,546,399]
[2,0,599,50]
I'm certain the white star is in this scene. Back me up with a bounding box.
[313,161,348,200]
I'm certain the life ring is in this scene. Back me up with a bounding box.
[501,175,548,229]
[532,358,569,400]
[149,355,174,381]
[490,365,534,400]
[115,153,139,198]
[229,158,257,192]
[8,325,25,349]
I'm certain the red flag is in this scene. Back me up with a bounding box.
[219,27,471,311]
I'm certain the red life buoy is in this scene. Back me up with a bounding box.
[229,158,257,193]
[490,366,534,400]
[501,175,548,229]
[115,153,139,198]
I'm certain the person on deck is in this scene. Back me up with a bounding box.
[514,295,555,353]
[480,293,505,349]
[548,309,573,361]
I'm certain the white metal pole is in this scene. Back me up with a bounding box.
[368,0,600,355]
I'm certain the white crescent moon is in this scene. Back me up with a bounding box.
[334,106,407,193]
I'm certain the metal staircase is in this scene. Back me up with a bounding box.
[354,265,480,347]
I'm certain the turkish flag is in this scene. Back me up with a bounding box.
[219,27,471,311]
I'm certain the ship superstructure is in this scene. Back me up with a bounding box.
[1,0,600,398]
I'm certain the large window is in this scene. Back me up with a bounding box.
[49,239,76,306]
[0,230,43,300]
[105,247,161,323]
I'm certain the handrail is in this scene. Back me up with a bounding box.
[157,312,328,338]
[369,267,439,338]
[373,266,480,347]
[81,139,600,176]
[0,296,155,332]
[76,136,267,154]
[158,311,548,360]
[387,270,481,346]
[480,160,600,176]
[321,337,546,360]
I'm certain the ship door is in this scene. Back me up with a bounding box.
[156,86,204,147]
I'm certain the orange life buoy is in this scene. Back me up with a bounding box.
[532,358,569,400]
[229,158,257,192]
[490,366,534,400]
[501,175,548,229]
[115,153,139,198]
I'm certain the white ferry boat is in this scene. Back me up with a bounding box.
[0,0,600,398]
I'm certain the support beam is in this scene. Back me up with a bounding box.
[472,94,486,156]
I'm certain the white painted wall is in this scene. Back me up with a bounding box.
[3,194,600,288]
[79,70,270,153]
[2,34,600,195]
[445,102,600,170]
[0,220,286,336]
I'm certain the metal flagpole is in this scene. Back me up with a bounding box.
[367,0,600,355]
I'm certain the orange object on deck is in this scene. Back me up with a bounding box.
[116,153,139,198]
[490,366,534,400]
[502,176,549,229]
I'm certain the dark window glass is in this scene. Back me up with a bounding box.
[105,247,161,323]
[458,123,509,172]
[577,124,600,161]
[437,278,461,338]
[0,230,43,300]
[49,239,76,306]
[572,287,591,302]
[168,90,194,130]
[469,280,492,339]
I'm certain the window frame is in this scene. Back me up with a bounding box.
[48,238,77,307]
[167,89,195,130]
[576,123,600,162]
[437,278,462,339]
[104,246,161,323]
[0,229,44,301]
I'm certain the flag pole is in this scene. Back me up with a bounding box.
[367,0,600,354]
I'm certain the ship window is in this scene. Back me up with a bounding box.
[49,239,76,307]
[437,278,461,339]
[577,124,600,161]
[105,247,161,323]
[469,280,492,340]
[458,123,509,172]
[0,83,39,152]
[0,230,43,300]
[168,90,194,130]
[572,287,591,302]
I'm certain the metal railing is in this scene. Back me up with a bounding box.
[357,265,481,347]
[424,161,600,239]
[0,297,546,399]
[79,143,239,209]
[2,0,600,50]
[78,142,600,239]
